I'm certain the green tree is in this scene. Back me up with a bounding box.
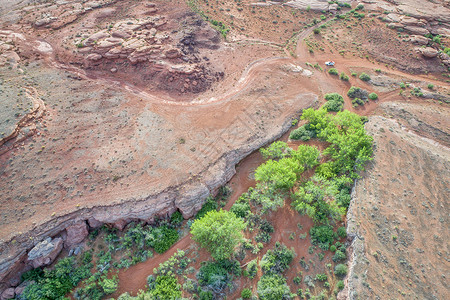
[291,145,320,169]
[254,158,303,190]
[190,210,246,260]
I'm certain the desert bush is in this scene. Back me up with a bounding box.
[315,273,327,281]
[231,201,251,219]
[427,83,434,90]
[246,259,258,278]
[195,196,218,219]
[170,211,184,226]
[241,288,252,299]
[368,92,378,100]
[359,73,371,81]
[336,280,345,290]
[330,245,337,252]
[289,124,316,141]
[260,242,295,274]
[347,86,368,100]
[323,93,344,112]
[257,274,293,300]
[337,227,347,238]
[328,68,339,75]
[332,250,346,262]
[310,225,336,250]
[21,256,93,300]
[339,72,349,81]
[334,264,348,276]
[197,260,240,293]
[411,87,424,97]
[313,28,321,34]
[148,225,179,254]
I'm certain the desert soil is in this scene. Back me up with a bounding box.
[0,0,449,299]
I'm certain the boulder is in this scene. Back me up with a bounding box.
[417,47,439,58]
[0,288,14,300]
[27,237,63,268]
[385,13,401,23]
[87,217,103,229]
[164,47,181,59]
[86,53,102,61]
[404,25,430,35]
[112,30,131,39]
[65,221,88,248]
[408,35,430,45]
[113,219,128,231]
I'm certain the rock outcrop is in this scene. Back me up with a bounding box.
[27,237,63,268]
[65,222,88,249]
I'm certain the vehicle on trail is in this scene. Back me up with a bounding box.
[325,61,335,66]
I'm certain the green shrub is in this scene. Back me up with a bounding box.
[351,72,357,77]
[257,274,293,300]
[399,82,406,89]
[246,259,258,279]
[195,197,218,219]
[241,288,252,299]
[148,225,179,254]
[293,276,302,284]
[339,72,349,81]
[310,225,335,249]
[197,260,240,293]
[199,290,213,300]
[359,73,371,81]
[375,68,381,73]
[330,245,337,252]
[170,211,184,226]
[260,242,295,274]
[336,280,345,290]
[411,87,424,97]
[337,227,347,238]
[328,68,339,75]
[21,257,93,300]
[368,92,378,100]
[315,273,327,281]
[332,250,346,262]
[99,275,118,294]
[347,86,369,100]
[230,201,251,219]
[324,93,344,112]
[290,124,316,141]
[313,28,321,34]
[427,83,434,90]
[334,264,348,276]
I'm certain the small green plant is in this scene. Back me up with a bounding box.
[359,73,371,81]
[427,83,434,90]
[313,28,321,34]
[328,68,339,75]
[375,68,381,73]
[340,72,349,81]
[351,72,357,77]
[399,82,406,89]
[336,280,345,291]
[368,92,378,100]
[334,264,348,276]
[315,273,327,281]
[241,288,252,299]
